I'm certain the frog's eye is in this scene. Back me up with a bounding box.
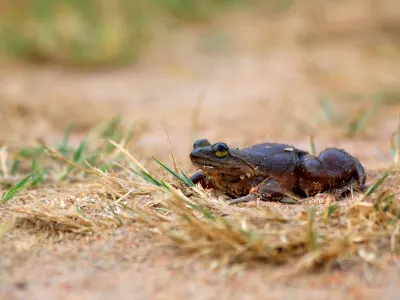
[193,139,211,149]
[212,142,229,158]
[215,150,228,157]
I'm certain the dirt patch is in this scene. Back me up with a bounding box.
[1,226,399,300]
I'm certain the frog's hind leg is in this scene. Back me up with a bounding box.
[297,148,366,196]
[318,148,366,191]
[352,155,366,191]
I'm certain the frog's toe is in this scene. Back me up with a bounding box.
[228,193,257,205]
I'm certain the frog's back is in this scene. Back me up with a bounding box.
[241,143,306,157]
[235,143,306,178]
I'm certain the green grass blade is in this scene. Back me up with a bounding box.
[57,125,72,156]
[10,159,21,176]
[361,166,393,201]
[130,168,161,186]
[31,159,46,186]
[73,136,88,164]
[327,204,339,218]
[17,146,44,158]
[59,135,88,180]
[1,173,33,203]
[101,115,122,138]
[58,136,88,180]
[319,97,334,121]
[346,98,380,137]
[85,151,101,167]
[101,116,125,153]
[153,156,194,187]
[179,168,196,186]
[159,180,172,192]
[124,128,134,144]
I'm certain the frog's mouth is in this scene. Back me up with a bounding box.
[191,160,244,172]
[190,148,254,177]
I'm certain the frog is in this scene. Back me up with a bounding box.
[189,139,366,204]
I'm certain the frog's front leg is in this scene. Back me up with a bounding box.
[189,171,215,189]
[297,148,366,197]
[229,179,285,204]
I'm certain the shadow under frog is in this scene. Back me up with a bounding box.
[189,139,366,204]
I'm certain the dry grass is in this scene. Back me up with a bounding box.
[1,120,400,277]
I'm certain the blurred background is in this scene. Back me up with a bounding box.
[1,0,400,168]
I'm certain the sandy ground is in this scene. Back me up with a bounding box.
[1,4,400,299]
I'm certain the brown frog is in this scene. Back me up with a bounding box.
[189,139,366,204]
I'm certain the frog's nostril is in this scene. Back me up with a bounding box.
[190,148,200,160]
[190,147,206,161]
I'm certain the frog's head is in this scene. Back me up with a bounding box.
[190,139,253,176]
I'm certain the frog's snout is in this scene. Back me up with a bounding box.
[190,147,205,161]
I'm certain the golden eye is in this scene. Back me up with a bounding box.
[215,150,228,157]
[212,142,229,158]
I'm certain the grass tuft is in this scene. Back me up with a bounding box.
[1,173,33,204]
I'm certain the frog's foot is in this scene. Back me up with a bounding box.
[229,179,287,205]
[333,186,352,201]
[331,178,366,201]
[255,180,285,201]
[189,171,215,189]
